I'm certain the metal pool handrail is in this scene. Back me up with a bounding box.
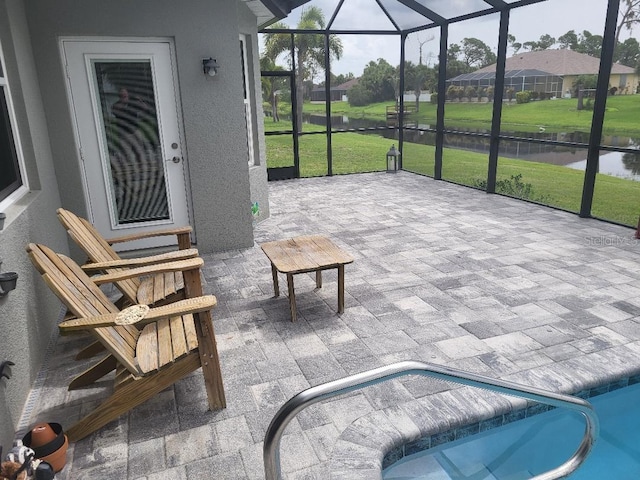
[263,360,599,480]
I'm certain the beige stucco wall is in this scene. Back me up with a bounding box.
[561,76,575,96]
[0,0,68,450]
[561,73,639,98]
[25,0,265,255]
[609,72,639,94]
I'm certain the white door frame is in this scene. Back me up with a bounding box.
[60,36,194,250]
[240,34,255,167]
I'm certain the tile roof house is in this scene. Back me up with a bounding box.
[473,49,638,97]
[311,77,360,102]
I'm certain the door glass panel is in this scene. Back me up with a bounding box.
[93,61,169,224]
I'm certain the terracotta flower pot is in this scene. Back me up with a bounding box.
[22,423,69,473]
[29,424,57,446]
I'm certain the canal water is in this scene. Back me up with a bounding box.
[303,114,640,181]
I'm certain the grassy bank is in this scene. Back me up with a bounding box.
[301,95,640,135]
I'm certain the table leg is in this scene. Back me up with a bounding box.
[287,273,297,322]
[316,270,322,289]
[271,263,280,297]
[337,265,345,314]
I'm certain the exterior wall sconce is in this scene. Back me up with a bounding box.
[1,360,14,380]
[386,144,400,173]
[202,58,220,77]
[0,259,18,296]
[0,272,18,296]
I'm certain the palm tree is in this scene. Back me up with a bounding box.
[263,6,343,132]
[404,61,431,112]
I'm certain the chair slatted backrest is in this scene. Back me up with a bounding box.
[56,208,141,304]
[26,243,141,374]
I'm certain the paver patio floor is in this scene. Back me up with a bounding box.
[21,172,640,479]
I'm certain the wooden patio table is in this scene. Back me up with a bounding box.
[261,235,354,322]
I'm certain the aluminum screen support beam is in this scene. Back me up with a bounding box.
[289,33,301,178]
[434,23,448,180]
[398,32,406,168]
[487,7,510,193]
[324,32,333,176]
[580,0,620,217]
[398,0,445,25]
[482,0,508,8]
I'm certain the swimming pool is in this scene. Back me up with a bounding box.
[383,382,640,479]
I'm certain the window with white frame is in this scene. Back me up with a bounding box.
[240,34,255,166]
[0,47,28,211]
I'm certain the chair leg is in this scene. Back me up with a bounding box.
[66,353,201,442]
[69,355,117,390]
[338,265,345,314]
[287,273,297,322]
[75,340,106,360]
[271,263,280,297]
[193,310,226,410]
[182,268,226,410]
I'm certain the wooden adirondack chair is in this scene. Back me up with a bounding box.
[26,243,226,442]
[57,208,199,360]
[56,208,197,309]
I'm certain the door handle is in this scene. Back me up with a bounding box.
[167,156,181,164]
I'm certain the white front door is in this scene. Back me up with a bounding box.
[61,39,191,251]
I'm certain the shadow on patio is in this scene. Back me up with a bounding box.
[20,172,640,479]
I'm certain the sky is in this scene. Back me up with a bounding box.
[261,0,636,77]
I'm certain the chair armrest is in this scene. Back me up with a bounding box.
[91,257,203,285]
[58,295,217,333]
[106,226,192,245]
[81,248,199,271]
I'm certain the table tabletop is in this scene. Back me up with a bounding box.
[261,235,353,274]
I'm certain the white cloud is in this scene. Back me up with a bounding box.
[333,35,401,75]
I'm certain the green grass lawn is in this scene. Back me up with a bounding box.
[301,95,640,135]
[265,126,387,176]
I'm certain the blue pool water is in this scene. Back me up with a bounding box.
[383,382,640,479]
